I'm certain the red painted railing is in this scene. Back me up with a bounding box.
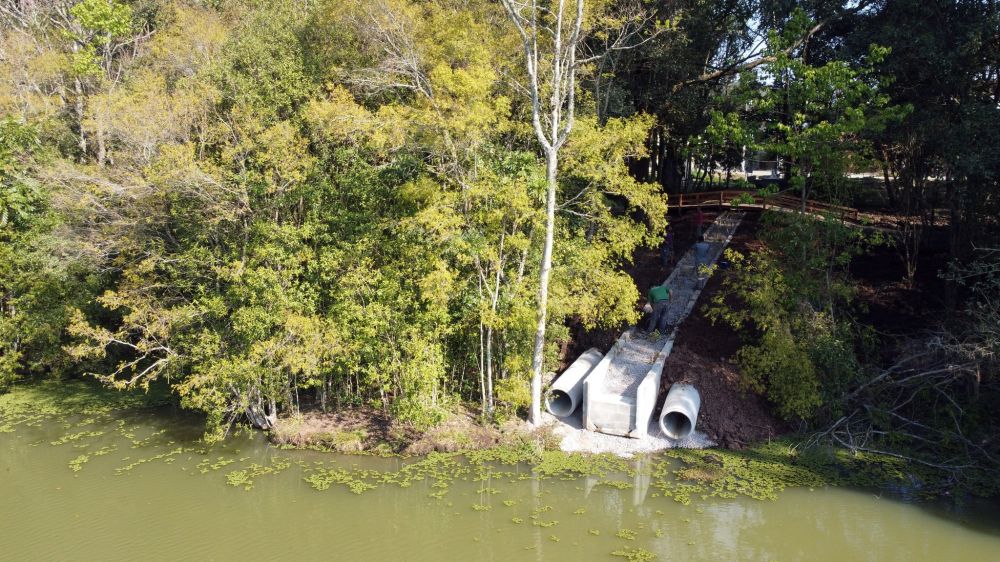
[667,190,860,222]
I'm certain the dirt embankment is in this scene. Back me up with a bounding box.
[567,210,787,449]
[269,406,553,456]
[654,213,786,448]
[564,206,957,450]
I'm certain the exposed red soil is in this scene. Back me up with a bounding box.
[564,205,956,449]
[658,347,785,448]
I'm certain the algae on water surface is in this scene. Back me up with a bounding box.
[3,383,992,502]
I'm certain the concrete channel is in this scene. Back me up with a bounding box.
[546,212,744,441]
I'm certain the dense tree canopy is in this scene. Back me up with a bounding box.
[1,0,997,465]
[1,0,665,437]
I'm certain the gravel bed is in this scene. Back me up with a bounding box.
[545,411,715,457]
[601,336,663,395]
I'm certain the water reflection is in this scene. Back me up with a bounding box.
[2,413,1000,561]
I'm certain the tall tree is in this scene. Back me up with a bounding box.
[500,0,587,425]
[499,0,656,424]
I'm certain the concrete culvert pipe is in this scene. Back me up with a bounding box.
[659,383,701,439]
[546,348,604,417]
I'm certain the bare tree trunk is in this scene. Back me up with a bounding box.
[530,151,558,425]
[478,317,486,414]
[267,398,277,428]
[485,325,495,413]
[945,177,961,310]
[244,392,278,430]
[320,376,328,412]
[684,154,693,192]
[501,0,654,425]
[73,76,86,159]
[96,112,106,167]
[881,158,897,208]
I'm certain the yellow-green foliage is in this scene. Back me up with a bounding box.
[707,248,847,420]
[0,0,666,436]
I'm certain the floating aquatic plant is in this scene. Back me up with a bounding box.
[611,546,657,561]
[598,480,633,490]
[224,457,292,491]
[7,382,992,510]
[304,467,376,494]
[50,431,104,446]
[116,447,185,474]
[616,529,638,540]
[68,454,90,472]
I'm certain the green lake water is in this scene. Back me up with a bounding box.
[2,406,999,561]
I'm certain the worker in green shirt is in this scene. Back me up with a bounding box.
[645,284,671,334]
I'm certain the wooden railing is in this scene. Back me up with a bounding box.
[667,190,861,222]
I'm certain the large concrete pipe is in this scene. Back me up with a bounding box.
[658,383,701,439]
[546,347,604,417]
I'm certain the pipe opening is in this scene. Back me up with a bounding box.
[545,390,575,417]
[661,411,693,439]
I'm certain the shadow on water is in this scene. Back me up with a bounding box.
[911,493,1000,537]
[111,404,209,444]
[635,441,1000,539]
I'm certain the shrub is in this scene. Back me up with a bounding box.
[708,247,861,421]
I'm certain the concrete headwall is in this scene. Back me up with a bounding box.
[632,335,676,439]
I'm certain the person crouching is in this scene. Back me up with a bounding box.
[645,284,671,334]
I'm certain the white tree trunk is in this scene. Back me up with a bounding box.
[500,0,588,426]
[530,150,558,425]
[74,76,86,158]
